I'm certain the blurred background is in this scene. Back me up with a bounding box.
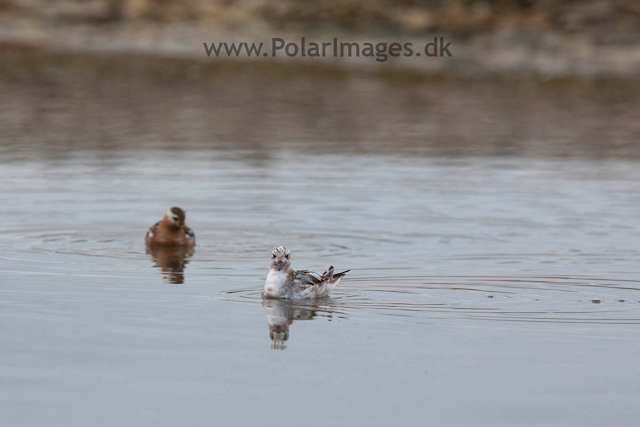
[1,2,640,427]
[1,0,640,157]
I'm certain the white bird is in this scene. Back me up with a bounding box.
[263,246,350,299]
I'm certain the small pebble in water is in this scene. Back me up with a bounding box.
[591,299,601,304]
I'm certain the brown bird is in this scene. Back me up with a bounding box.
[145,207,195,247]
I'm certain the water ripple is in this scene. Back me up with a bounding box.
[222,275,640,325]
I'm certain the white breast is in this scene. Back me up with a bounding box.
[264,269,290,297]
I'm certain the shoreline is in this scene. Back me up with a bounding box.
[1,19,640,79]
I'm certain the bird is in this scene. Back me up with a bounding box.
[145,207,195,247]
[263,246,349,299]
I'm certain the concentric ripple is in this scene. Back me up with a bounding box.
[223,275,640,325]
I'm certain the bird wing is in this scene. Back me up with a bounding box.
[184,225,195,242]
[146,221,161,239]
[293,270,324,286]
[293,267,350,297]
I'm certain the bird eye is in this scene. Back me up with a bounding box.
[272,254,276,259]
[285,254,289,259]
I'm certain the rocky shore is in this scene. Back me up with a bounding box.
[1,0,639,78]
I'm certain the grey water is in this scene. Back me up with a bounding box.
[1,52,640,426]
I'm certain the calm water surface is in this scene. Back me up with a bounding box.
[2,150,639,426]
[1,53,640,426]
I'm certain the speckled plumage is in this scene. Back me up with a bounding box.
[263,246,349,299]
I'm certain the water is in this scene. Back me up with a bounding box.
[1,52,640,426]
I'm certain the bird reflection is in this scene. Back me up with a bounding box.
[146,245,194,284]
[263,298,341,350]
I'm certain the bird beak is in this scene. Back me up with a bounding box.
[277,260,283,270]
